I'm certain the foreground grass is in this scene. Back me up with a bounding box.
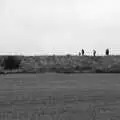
[0,73,120,120]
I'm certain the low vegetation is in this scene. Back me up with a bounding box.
[0,73,119,119]
[0,55,120,73]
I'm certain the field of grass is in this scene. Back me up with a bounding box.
[0,73,120,120]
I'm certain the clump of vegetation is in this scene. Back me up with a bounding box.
[3,56,21,70]
[0,55,119,73]
[19,58,40,73]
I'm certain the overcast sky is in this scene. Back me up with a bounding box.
[0,0,120,55]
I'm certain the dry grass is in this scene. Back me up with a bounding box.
[0,73,119,119]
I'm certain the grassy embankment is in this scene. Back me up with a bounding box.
[0,55,120,73]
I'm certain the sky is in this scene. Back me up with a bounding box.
[0,0,120,55]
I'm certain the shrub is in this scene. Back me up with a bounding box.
[108,63,120,73]
[3,56,21,70]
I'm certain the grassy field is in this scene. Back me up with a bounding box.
[0,73,120,120]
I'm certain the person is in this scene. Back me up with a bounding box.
[79,52,81,56]
[93,49,96,56]
[81,49,84,56]
[106,49,109,56]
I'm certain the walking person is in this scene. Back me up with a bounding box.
[81,49,84,56]
[105,48,109,56]
[79,52,81,56]
[93,49,96,56]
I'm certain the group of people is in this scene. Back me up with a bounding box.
[79,49,109,56]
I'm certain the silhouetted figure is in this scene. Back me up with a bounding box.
[79,52,81,56]
[106,49,109,56]
[81,49,84,56]
[93,49,96,56]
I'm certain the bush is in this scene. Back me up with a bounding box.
[3,56,21,70]
[108,63,120,73]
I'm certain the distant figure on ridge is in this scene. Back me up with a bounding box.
[79,52,81,56]
[81,49,84,56]
[105,49,109,56]
[93,49,96,56]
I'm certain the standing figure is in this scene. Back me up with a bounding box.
[105,49,109,56]
[79,52,81,56]
[81,49,84,56]
[93,49,96,56]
